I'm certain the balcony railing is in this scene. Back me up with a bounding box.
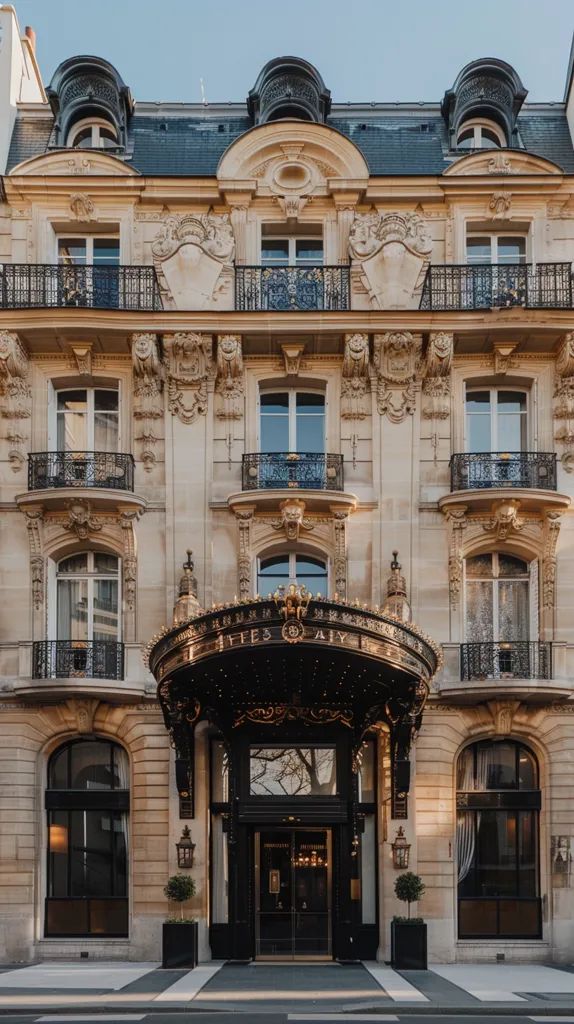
[235,265,350,311]
[450,452,557,492]
[33,641,124,681]
[242,452,344,491]
[460,641,552,681]
[420,262,572,310]
[0,264,163,310]
[28,452,134,492]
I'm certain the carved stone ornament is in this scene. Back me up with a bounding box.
[235,509,254,600]
[543,511,562,610]
[489,191,512,219]
[348,209,431,309]
[423,332,453,379]
[69,193,95,221]
[341,333,370,420]
[488,154,511,174]
[332,511,348,599]
[166,333,214,425]
[280,341,306,376]
[22,506,44,610]
[443,505,468,607]
[63,499,103,540]
[69,342,92,377]
[487,699,521,735]
[372,332,422,423]
[131,333,164,471]
[271,498,315,541]
[0,331,31,473]
[215,335,244,420]
[554,332,574,471]
[482,498,525,541]
[151,210,235,310]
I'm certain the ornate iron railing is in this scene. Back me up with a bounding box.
[242,452,344,491]
[0,264,163,310]
[450,452,557,491]
[235,265,350,311]
[420,262,572,310]
[33,641,125,681]
[28,451,134,492]
[460,642,552,681]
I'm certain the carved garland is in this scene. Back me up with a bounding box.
[131,332,164,472]
[165,333,214,425]
[0,331,31,473]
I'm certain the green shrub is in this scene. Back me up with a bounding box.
[394,872,425,919]
[163,873,196,921]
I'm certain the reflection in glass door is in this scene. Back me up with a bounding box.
[255,829,331,959]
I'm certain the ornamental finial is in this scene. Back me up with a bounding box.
[383,549,411,622]
[173,548,203,624]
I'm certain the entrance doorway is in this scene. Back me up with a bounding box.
[255,828,332,959]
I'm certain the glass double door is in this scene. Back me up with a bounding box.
[255,828,332,959]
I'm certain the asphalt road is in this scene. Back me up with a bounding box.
[0,1013,574,1024]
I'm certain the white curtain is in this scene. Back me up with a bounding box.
[456,748,477,884]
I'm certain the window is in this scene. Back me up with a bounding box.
[260,391,325,453]
[466,388,527,453]
[56,388,119,454]
[257,553,328,597]
[57,237,120,308]
[58,237,120,266]
[249,746,337,796]
[465,553,530,645]
[68,118,119,150]
[466,236,526,265]
[56,552,120,655]
[456,740,541,939]
[456,119,506,150]
[261,238,323,266]
[46,739,129,937]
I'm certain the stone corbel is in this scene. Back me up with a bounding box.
[131,332,164,472]
[235,508,254,600]
[341,333,370,421]
[280,341,306,376]
[0,331,31,473]
[554,332,574,471]
[69,342,93,377]
[443,505,468,608]
[215,335,244,421]
[165,332,214,425]
[493,341,519,375]
[270,498,314,542]
[372,332,422,423]
[482,498,525,541]
[486,700,522,735]
[21,505,44,612]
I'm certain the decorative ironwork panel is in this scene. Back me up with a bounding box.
[450,452,557,491]
[33,640,125,681]
[28,451,134,492]
[242,452,344,491]
[460,641,552,681]
[420,263,572,311]
[0,264,163,311]
[235,266,350,311]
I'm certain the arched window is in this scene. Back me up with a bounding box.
[456,118,506,150]
[257,553,328,596]
[54,552,121,679]
[456,739,541,939]
[67,118,119,150]
[46,739,129,937]
[465,553,530,643]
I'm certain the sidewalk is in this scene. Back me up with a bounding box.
[0,960,574,1014]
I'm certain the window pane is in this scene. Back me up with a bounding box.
[457,129,474,149]
[498,554,528,577]
[249,747,336,796]
[498,238,526,264]
[57,579,88,641]
[483,743,517,789]
[260,393,289,451]
[466,555,493,579]
[296,240,323,264]
[261,393,289,413]
[58,240,87,264]
[498,579,529,641]
[69,809,112,897]
[296,412,324,453]
[295,555,327,594]
[465,580,494,641]
[467,238,492,263]
[93,239,120,265]
[497,392,526,415]
[48,810,70,896]
[57,391,87,451]
[261,240,289,265]
[58,553,89,574]
[93,579,119,641]
[467,412,492,453]
[466,391,491,413]
[519,811,537,896]
[475,809,517,896]
[94,390,118,412]
[296,393,325,410]
[69,741,114,790]
[94,411,119,453]
[480,129,501,149]
[358,740,375,802]
[258,556,290,595]
[518,748,537,789]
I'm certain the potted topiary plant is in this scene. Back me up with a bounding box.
[391,871,427,969]
[162,873,198,969]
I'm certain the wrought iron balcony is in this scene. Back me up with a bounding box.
[450,452,557,491]
[235,265,350,311]
[0,264,163,310]
[28,452,134,492]
[33,641,125,681]
[460,641,552,681]
[420,262,572,311]
[242,452,344,491]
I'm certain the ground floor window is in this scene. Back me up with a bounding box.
[45,739,129,937]
[456,739,541,938]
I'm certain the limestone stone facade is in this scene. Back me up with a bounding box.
[0,8,574,964]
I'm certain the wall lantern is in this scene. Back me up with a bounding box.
[176,825,196,869]
[391,826,411,870]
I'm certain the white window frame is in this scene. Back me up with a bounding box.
[465,232,528,265]
[57,235,120,265]
[67,117,118,150]
[464,385,529,453]
[256,552,329,597]
[258,387,326,453]
[456,118,506,150]
[53,551,122,643]
[50,384,121,452]
[463,552,532,644]
[260,235,324,267]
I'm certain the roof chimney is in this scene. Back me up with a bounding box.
[24,26,36,53]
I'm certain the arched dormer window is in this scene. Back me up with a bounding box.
[456,118,506,151]
[67,117,119,150]
[248,57,331,125]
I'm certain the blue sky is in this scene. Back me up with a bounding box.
[11,0,574,104]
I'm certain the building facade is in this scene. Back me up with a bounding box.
[1,3,574,964]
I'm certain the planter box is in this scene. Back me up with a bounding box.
[391,920,427,969]
[162,920,198,969]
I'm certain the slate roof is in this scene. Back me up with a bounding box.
[6,106,574,175]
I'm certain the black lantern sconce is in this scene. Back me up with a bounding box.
[391,826,411,870]
[176,825,196,869]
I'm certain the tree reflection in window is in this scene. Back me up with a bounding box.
[249,746,336,796]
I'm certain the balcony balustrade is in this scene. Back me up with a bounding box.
[28,451,134,492]
[420,262,572,311]
[242,452,344,491]
[0,264,162,310]
[235,265,350,311]
[450,452,557,492]
[460,641,552,681]
[32,640,125,681]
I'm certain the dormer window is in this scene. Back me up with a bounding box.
[68,118,119,150]
[456,119,506,150]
